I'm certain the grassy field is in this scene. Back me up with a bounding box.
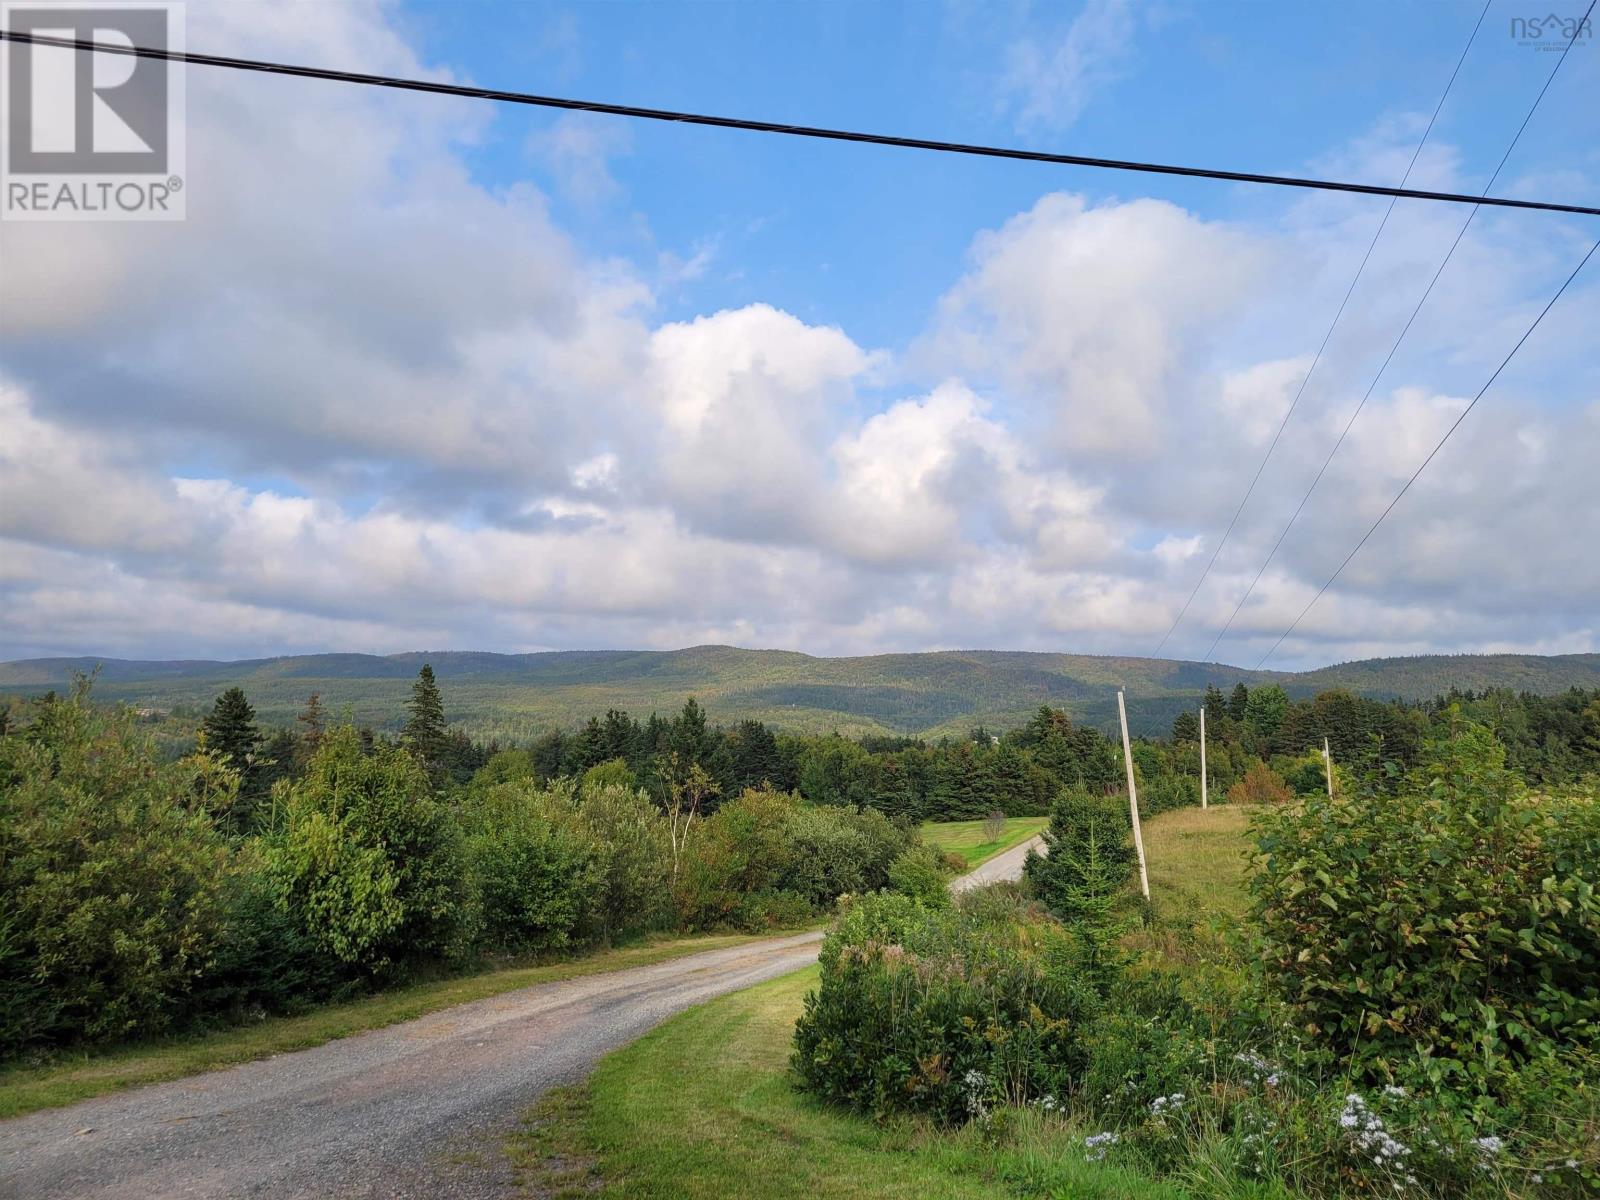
[1140,803,1253,922]
[507,805,1262,1199]
[0,932,768,1120]
[920,815,1050,869]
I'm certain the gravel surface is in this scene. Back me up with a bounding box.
[1,849,1037,1199]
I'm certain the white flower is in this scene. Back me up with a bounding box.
[1083,1131,1120,1162]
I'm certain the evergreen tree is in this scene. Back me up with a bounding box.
[203,687,261,768]
[296,692,326,753]
[1228,683,1250,723]
[1203,684,1227,718]
[401,664,448,769]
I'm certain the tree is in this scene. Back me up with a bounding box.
[202,687,265,829]
[1227,683,1250,723]
[296,692,326,754]
[269,726,468,973]
[1171,710,1200,742]
[657,750,719,886]
[1244,684,1289,742]
[1226,760,1292,805]
[982,808,1007,843]
[1203,684,1227,719]
[203,687,261,769]
[402,664,448,770]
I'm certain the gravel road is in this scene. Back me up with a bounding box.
[1,845,1040,1200]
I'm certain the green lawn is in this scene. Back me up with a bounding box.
[507,806,1264,1199]
[0,932,768,1120]
[920,815,1049,869]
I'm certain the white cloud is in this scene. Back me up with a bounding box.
[0,2,1594,669]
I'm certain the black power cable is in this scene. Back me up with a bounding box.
[1,28,1599,217]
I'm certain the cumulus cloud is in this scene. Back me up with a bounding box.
[0,1,1595,668]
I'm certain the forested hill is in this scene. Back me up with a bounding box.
[2,647,1596,740]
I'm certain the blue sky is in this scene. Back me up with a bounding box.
[1,0,1596,667]
[401,0,1597,345]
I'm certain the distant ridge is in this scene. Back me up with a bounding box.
[2,647,1595,739]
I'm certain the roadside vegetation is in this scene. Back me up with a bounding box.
[514,720,1599,1199]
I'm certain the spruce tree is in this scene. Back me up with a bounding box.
[203,687,261,767]
[1228,682,1250,723]
[402,664,448,768]
[296,692,326,752]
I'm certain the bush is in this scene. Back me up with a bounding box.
[792,891,1096,1122]
[1227,760,1293,805]
[0,686,235,1051]
[1249,721,1600,1094]
[675,788,798,929]
[567,781,672,942]
[1139,773,1199,816]
[188,850,355,1022]
[463,784,601,955]
[266,726,471,976]
[887,844,952,908]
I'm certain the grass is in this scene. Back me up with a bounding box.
[921,815,1049,869]
[507,969,1195,1199]
[0,931,768,1120]
[507,805,1261,1199]
[1139,803,1254,923]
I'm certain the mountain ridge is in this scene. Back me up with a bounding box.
[3,647,1595,739]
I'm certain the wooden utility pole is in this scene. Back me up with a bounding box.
[1117,689,1151,899]
[1199,706,1208,810]
[1323,736,1334,799]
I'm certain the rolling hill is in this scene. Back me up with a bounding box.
[2,647,1596,740]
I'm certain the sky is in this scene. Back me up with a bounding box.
[1,0,1597,669]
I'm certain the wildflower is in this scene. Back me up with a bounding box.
[1083,1131,1120,1162]
[1149,1092,1186,1115]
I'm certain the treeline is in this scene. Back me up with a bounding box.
[0,671,946,1057]
[168,671,1600,837]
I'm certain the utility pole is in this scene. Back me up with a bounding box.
[1199,705,1208,810]
[1323,736,1334,799]
[1117,690,1151,899]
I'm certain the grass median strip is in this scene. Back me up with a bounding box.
[0,932,768,1120]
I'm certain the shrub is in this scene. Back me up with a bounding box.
[463,784,601,955]
[780,804,872,907]
[675,788,798,929]
[1227,760,1293,805]
[887,844,952,908]
[188,848,355,1022]
[793,891,1096,1122]
[567,781,672,942]
[1249,721,1600,1094]
[266,726,470,976]
[1140,773,1199,816]
[982,808,1007,842]
[0,686,235,1051]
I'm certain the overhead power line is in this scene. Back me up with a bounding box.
[1208,0,1594,663]
[1150,0,1492,658]
[1253,235,1597,668]
[2,28,1600,217]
